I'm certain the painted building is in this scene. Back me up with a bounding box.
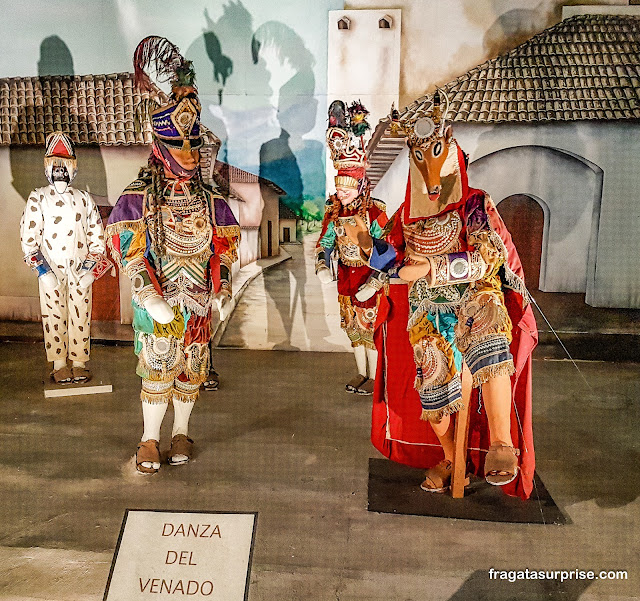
[0,71,284,323]
[278,201,299,244]
[369,13,640,309]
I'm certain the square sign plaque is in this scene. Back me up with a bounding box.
[104,510,257,601]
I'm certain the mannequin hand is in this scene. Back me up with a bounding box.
[342,216,372,253]
[78,271,95,289]
[316,267,333,285]
[355,284,376,302]
[143,296,174,324]
[398,261,431,282]
[39,272,58,290]
[215,294,233,321]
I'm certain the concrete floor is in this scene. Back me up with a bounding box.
[0,344,639,600]
[1,238,639,600]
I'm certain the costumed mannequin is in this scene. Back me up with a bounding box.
[356,92,537,498]
[316,100,388,395]
[106,37,240,473]
[20,131,108,384]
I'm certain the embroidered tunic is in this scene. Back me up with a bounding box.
[107,177,240,399]
[371,184,520,420]
[315,197,388,348]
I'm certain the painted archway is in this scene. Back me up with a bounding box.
[497,194,545,290]
[468,145,602,296]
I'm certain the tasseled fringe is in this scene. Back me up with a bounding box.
[472,359,515,388]
[456,312,512,354]
[503,265,531,306]
[420,399,466,422]
[215,225,241,240]
[352,339,376,350]
[105,219,145,237]
[105,236,122,264]
[406,297,467,330]
[166,297,211,317]
[141,389,172,404]
[173,390,198,403]
[171,248,214,266]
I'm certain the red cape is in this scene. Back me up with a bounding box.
[371,149,538,500]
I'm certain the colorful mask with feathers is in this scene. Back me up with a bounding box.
[133,36,203,152]
[326,99,371,191]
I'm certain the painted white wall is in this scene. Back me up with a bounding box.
[370,145,408,219]
[345,0,628,105]
[326,9,401,195]
[468,145,602,294]
[101,146,151,206]
[373,121,640,308]
[563,5,640,19]
[0,147,40,320]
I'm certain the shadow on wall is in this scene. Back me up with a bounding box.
[461,0,612,60]
[447,570,593,601]
[185,1,324,217]
[9,35,108,203]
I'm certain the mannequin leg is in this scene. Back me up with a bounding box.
[365,347,377,379]
[481,373,513,447]
[139,379,172,470]
[169,379,199,465]
[68,282,92,365]
[353,345,367,376]
[38,275,69,365]
[429,414,455,463]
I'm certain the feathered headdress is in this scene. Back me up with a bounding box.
[133,36,202,152]
[389,88,451,148]
[326,99,372,190]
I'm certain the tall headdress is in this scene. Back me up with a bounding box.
[326,99,371,191]
[389,88,451,148]
[44,131,77,186]
[133,36,203,152]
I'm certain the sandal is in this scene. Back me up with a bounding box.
[51,366,73,385]
[484,442,520,486]
[202,369,220,391]
[420,459,453,493]
[72,366,91,384]
[168,434,194,466]
[136,439,160,474]
[356,378,375,395]
[345,374,367,393]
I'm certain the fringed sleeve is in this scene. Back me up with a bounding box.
[209,193,240,298]
[106,189,162,306]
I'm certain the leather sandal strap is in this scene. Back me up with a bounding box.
[137,439,160,465]
[170,434,194,459]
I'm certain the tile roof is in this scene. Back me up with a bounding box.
[279,200,299,220]
[0,72,158,146]
[367,14,640,186]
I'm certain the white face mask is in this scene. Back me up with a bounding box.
[53,179,69,194]
[50,165,71,194]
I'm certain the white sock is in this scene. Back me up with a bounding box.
[172,398,195,438]
[53,359,67,370]
[141,401,168,442]
[72,360,86,368]
[140,401,168,470]
[366,348,378,379]
[354,345,367,377]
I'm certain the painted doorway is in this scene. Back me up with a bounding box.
[497,195,544,290]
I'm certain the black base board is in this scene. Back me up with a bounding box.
[368,458,567,524]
